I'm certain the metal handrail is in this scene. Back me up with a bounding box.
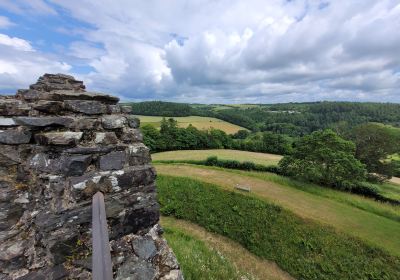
[92,192,113,280]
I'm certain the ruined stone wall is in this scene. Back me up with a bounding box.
[0,74,182,280]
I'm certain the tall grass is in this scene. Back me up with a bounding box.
[163,226,249,280]
[157,175,400,280]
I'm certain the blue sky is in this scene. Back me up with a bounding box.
[0,0,399,103]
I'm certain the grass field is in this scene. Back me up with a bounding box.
[158,175,400,279]
[155,163,400,256]
[137,115,246,134]
[162,216,293,280]
[152,149,282,165]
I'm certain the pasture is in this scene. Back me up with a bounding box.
[137,115,246,134]
[155,163,400,256]
[152,149,283,166]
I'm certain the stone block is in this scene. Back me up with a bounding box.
[14,117,74,127]
[120,105,132,113]
[99,151,126,170]
[126,143,151,165]
[61,155,92,176]
[32,100,64,114]
[0,128,31,144]
[45,90,119,104]
[102,115,126,129]
[120,128,143,143]
[126,116,140,128]
[64,100,107,115]
[107,105,121,114]
[94,132,118,145]
[0,118,17,127]
[67,117,101,130]
[0,100,30,116]
[35,131,83,146]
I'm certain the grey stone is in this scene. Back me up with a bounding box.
[99,151,126,170]
[121,128,143,143]
[0,100,30,116]
[32,100,64,114]
[44,90,118,104]
[132,236,157,260]
[29,153,60,173]
[64,100,107,115]
[0,118,17,127]
[0,128,31,144]
[67,117,101,130]
[101,115,126,129]
[160,270,184,280]
[116,258,156,280]
[64,146,114,154]
[0,240,27,261]
[0,145,21,166]
[120,105,132,114]
[126,116,140,128]
[115,166,156,189]
[14,117,74,127]
[61,155,92,176]
[107,105,121,114]
[29,73,85,92]
[94,132,118,145]
[35,131,83,145]
[126,144,151,165]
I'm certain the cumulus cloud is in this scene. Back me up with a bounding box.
[0,33,71,92]
[1,0,399,102]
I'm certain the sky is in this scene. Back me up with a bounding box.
[0,0,399,104]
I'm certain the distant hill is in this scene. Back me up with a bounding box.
[124,101,400,135]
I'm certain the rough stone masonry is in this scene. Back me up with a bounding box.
[0,74,183,280]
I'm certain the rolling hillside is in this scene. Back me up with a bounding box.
[138,115,246,134]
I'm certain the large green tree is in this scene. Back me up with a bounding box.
[279,129,366,189]
[351,123,400,180]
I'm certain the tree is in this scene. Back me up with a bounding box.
[141,124,161,151]
[351,123,400,181]
[279,129,366,189]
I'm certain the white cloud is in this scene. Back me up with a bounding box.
[0,16,14,29]
[1,0,400,102]
[0,34,34,51]
[0,34,71,91]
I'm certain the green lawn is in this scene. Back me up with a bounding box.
[152,149,282,166]
[155,163,400,256]
[137,115,246,134]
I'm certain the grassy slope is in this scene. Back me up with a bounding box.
[137,115,247,134]
[162,224,244,280]
[155,163,400,256]
[152,149,282,166]
[158,175,400,280]
[162,216,293,280]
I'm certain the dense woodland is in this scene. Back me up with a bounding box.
[128,101,400,135]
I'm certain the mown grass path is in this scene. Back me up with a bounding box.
[155,163,400,256]
[161,216,294,280]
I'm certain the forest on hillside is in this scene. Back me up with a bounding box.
[127,101,400,135]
